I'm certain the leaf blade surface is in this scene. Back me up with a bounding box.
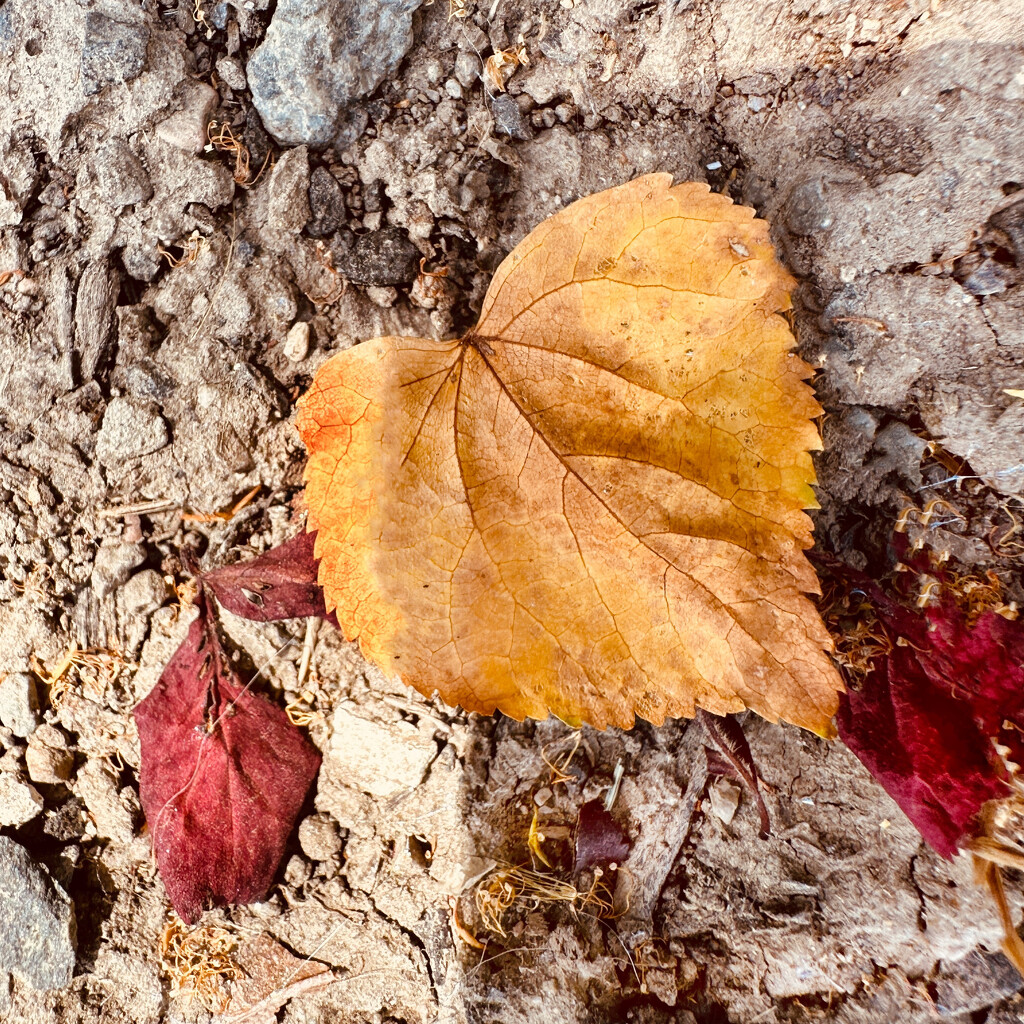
[298,175,842,733]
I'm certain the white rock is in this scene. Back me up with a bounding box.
[326,706,436,798]
[283,321,310,362]
[0,774,44,827]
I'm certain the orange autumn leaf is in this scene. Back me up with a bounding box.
[296,174,843,734]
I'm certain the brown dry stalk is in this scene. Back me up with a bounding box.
[158,230,208,268]
[182,484,261,524]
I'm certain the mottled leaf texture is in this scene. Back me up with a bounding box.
[134,593,320,922]
[837,595,1023,859]
[201,531,338,625]
[298,175,842,733]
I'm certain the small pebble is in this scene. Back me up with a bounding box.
[0,673,40,738]
[365,285,398,308]
[283,321,311,362]
[454,51,479,88]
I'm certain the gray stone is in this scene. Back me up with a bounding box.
[785,179,833,235]
[95,398,170,465]
[215,56,247,91]
[156,82,218,154]
[267,146,311,234]
[960,258,1011,296]
[0,673,39,738]
[0,774,43,827]
[95,140,153,208]
[489,92,532,141]
[0,836,76,990]
[92,542,145,600]
[81,12,149,97]
[119,570,168,618]
[991,196,1024,264]
[75,259,120,383]
[332,227,420,286]
[247,0,424,146]
[306,166,346,238]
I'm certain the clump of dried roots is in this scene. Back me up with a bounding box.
[160,913,242,1012]
[475,864,615,938]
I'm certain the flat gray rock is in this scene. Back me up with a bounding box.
[0,836,76,990]
[81,12,149,96]
[247,0,423,146]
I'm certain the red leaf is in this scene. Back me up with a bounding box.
[573,799,630,873]
[832,571,1022,859]
[201,531,338,625]
[134,592,321,922]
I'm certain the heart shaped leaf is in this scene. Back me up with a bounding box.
[297,174,842,733]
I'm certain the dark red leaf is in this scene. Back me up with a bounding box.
[698,710,771,839]
[573,799,630,873]
[134,592,321,923]
[825,551,1024,859]
[836,638,1006,859]
[201,531,338,626]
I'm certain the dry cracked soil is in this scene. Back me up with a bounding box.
[2,0,1024,1022]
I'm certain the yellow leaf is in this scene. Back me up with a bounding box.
[297,175,843,735]
[528,808,553,868]
[1004,389,1024,400]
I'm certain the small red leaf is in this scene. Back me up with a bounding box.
[573,799,630,873]
[134,592,321,922]
[201,531,338,625]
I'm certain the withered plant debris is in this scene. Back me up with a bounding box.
[134,586,321,923]
[698,709,772,839]
[475,864,615,938]
[159,912,241,1012]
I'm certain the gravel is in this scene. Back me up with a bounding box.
[0,774,44,827]
[95,398,170,465]
[332,226,421,286]
[0,673,40,738]
[306,166,347,238]
[94,140,153,208]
